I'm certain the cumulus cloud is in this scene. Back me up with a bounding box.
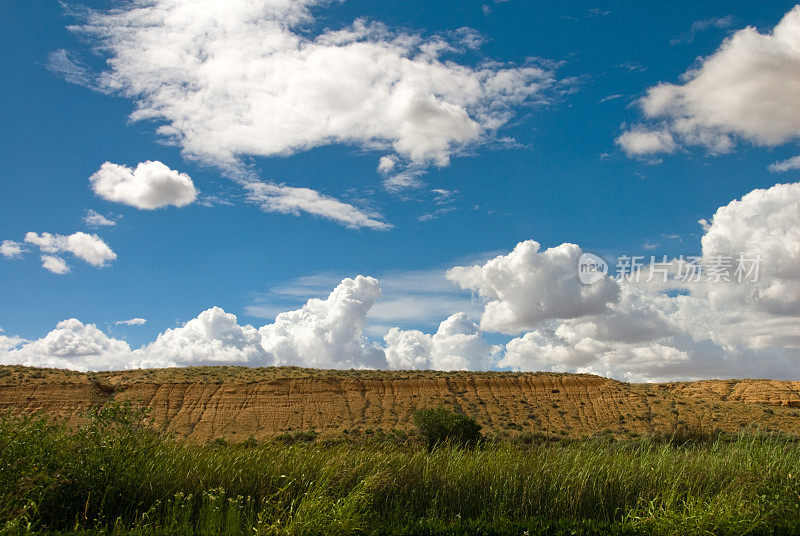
[385,313,498,370]
[90,161,197,210]
[141,307,264,366]
[616,128,676,157]
[3,182,797,380]
[0,319,135,371]
[244,180,391,230]
[447,240,620,334]
[0,240,24,259]
[698,181,800,316]
[488,181,800,381]
[1,276,390,371]
[61,0,563,175]
[259,276,386,368]
[2,232,115,273]
[41,255,70,274]
[618,6,800,158]
[137,276,387,369]
[24,232,116,268]
[84,209,117,227]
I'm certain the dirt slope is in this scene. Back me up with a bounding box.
[1,366,799,441]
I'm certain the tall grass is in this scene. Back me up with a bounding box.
[1,405,799,535]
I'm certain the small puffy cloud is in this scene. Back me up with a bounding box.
[377,155,399,174]
[115,318,147,326]
[769,155,800,173]
[84,209,117,227]
[244,180,391,230]
[0,240,24,259]
[41,255,70,274]
[616,128,676,156]
[25,232,116,268]
[385,312,498,370]
[447,240,620,334]
[620,6,800,159]
[0,319,134,371]
[63,0,563,174]
[89,161,197,210]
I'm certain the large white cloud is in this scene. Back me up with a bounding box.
[259,276,386,368]
[60,0,561,175]
[90,161,197,210]
[0,319,135,371]
[244,180,390,230]
[140,307,265,366]
[2,183,797,380]
[137,276,387,369]
[384,312,498,370]
[447,241,620,334]
[618,6,800,158]
[698,181,800,315]
[494,182,800,381]
[1,276,389,371]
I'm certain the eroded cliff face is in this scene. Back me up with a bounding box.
[1,366,799,441]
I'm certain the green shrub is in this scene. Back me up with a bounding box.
[412,406,482,448]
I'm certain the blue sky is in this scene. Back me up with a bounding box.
[1,1,799,380]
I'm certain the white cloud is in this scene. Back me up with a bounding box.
[116,318,147,326]
[619,6,800,158]
[84,209,117,227]
[63,0,562,174]
[259,276,386,368]
[25,232,116,268]
[4,183,797,380]
[41,255,70,274]
[140,307,265,366]
[698,181,800,316]
[769,155,800,173]
[385,312,498,370]
[90,161,197,210]
[0,335,26,353]
[244,180,391,230]
[140,276,387,369]
[0,319,135,371]
[377,155,399,174]
[447,240,620,334]
[493,182,800,381]
[0,240,24,259]
[245,267,483,336]
[616,128,676,156]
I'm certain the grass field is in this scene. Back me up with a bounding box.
[2,404,800,536]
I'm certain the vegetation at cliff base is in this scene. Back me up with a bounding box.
[2,404,800,536]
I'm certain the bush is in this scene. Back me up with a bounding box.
[412,406,482,449]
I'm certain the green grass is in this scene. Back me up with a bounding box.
[2,404,799,535]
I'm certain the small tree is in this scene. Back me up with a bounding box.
[412,407,482,449]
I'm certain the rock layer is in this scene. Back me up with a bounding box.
[1,366,799,441]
